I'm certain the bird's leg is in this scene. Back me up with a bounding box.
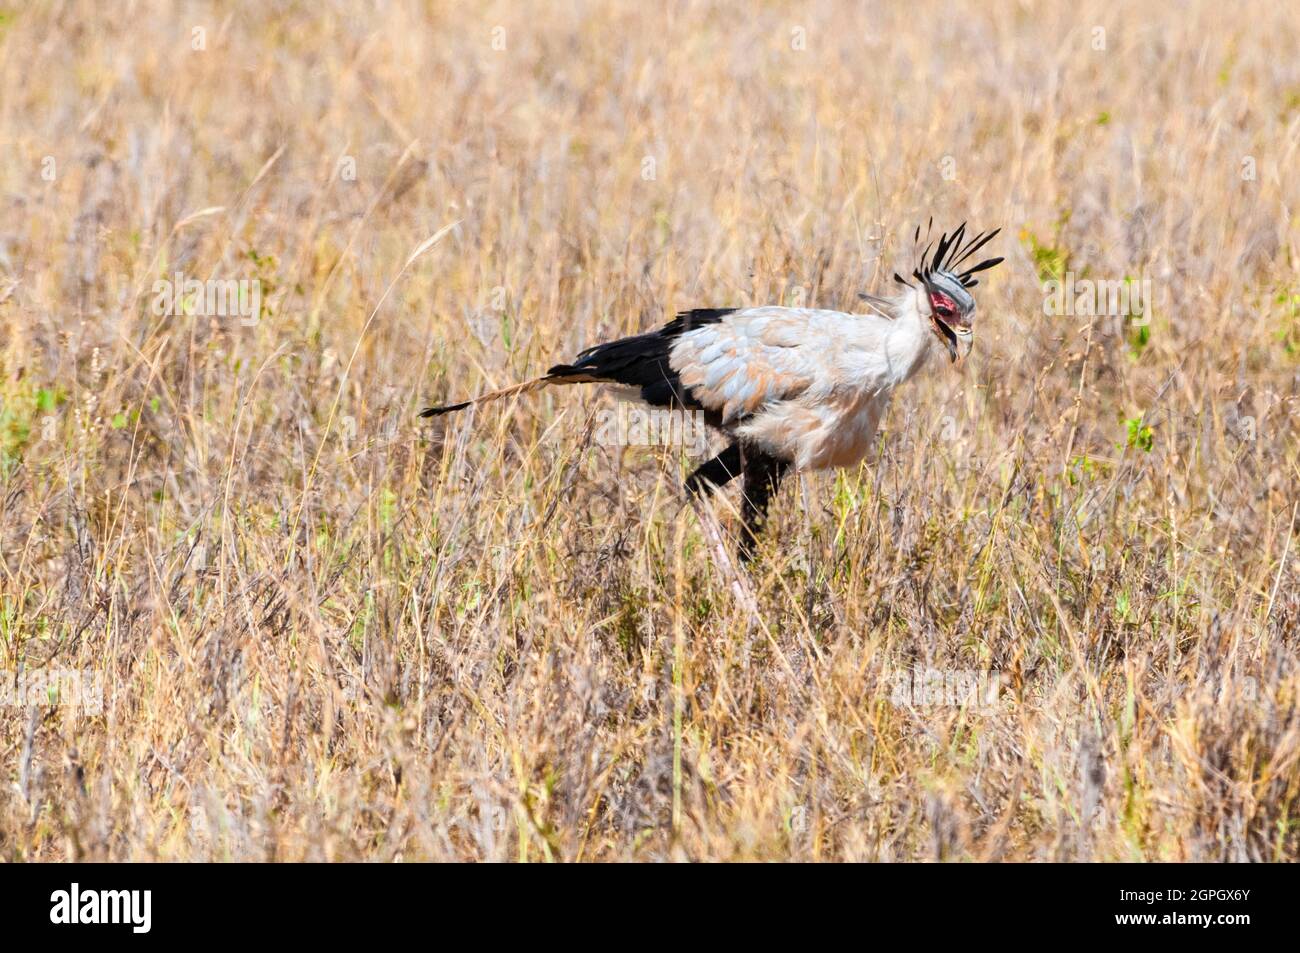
[684,441,741,496]
[738,447,789,562]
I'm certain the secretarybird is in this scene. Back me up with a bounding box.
[421,223,1004,559]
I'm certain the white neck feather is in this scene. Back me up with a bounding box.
[880,286,935,382]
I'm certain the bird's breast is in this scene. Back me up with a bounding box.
[738,385,891,471]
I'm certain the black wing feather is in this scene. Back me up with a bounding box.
[548,308,734,410]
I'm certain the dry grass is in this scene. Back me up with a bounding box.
[2,0,1299,862]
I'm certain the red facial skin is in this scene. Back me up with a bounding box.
[929,291,959,326]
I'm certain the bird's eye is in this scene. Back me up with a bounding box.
[936,305,953,318]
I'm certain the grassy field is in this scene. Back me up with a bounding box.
[1,0,1298,862]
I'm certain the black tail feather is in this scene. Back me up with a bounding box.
[556,309,734,390]
[419,309,734,420]
[418,400,471,418]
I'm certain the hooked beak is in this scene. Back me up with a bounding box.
[954,328,973,363]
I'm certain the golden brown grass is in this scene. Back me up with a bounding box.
[1,0,1299,862]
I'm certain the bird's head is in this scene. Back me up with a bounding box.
[895,222,1004,364]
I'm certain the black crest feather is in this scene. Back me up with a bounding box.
[950,228,1001,270]
[908,221,1005,290]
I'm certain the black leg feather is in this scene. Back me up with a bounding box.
[685,442,742,496]
[738,447,789,562]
